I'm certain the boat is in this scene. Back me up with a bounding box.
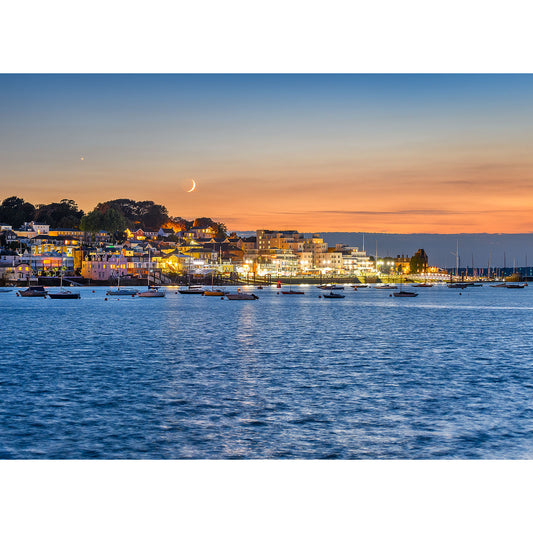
[48,289,81,299]
[448,283,468,289]
[490,283,507,287]
[281,276,304,294]
[353,284,369,288]
[106,274,138,296]
[226,293,259,300]
[178,287,205,294]
[323,291,345,298]
[204,289,227,296]
[138,251,166,297]
[505,283,525,289]
[393,290,418,297]
[138,286,166,297]
[18,285,48,297]
[411,283,433,287]
[318,284,344,290]
[48,269,81,299]
[375,284,397,289]
[0,288,13,293]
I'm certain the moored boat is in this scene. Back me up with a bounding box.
[178,287,205,294]
[18,286,48,297]
[48,289,81,299]
[323,291,345,298]
[138,287,166,297]
[393,290,418,297]
[107,288,139,296]
[226,293,259,300]
[204,290,227,296]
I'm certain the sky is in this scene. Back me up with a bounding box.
[1,73,533,233]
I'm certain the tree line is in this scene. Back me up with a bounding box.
[0,196,227,238]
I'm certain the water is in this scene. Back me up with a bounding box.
[0,284,532,459]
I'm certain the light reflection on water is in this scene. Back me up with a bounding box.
[0,284,532,459]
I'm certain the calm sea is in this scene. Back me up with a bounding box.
[0,284,532,459]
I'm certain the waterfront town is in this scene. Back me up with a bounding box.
[0,197,446,286]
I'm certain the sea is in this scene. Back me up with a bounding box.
[0,283,532,459]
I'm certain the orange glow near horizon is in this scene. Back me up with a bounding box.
[3,74,533,234]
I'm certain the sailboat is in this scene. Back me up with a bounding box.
[18,263,47,297]
[178,257,204,294]
[48,264,81,299]
[106,271,138,296]
[204,270,227,296]
[281,274,304,294]
[138,250,166,297]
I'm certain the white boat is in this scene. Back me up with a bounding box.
[0,288,13,293]
[138,287,166,297]
[138,250,166,297]
[106,273,138,296]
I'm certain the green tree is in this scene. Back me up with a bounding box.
[409,249,428,273]
[0,196,36,228]
[35,199,84,228]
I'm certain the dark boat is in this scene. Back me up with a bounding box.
[393,290,418,297]
[281,290,305,295]
[448,283,468,289]
[48,289,81,299]
[18,286,48,297]
[506,284,525,289]
[178,287,205,294]
[226,293,259,300]
[323,291,345,298]
[411,283,433,287]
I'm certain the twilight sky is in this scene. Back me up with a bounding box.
[1,74,533,233]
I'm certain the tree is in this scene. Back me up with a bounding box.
[0,196,36,228]
[35,199,84,228]
[94,199,169,230]
[80,206,128,236]
[409,249,428,274]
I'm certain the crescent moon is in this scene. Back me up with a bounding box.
[187,179,197,193]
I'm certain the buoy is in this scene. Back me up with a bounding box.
[220,297,224,300]
[318,295,321,298]
[92,290,95,293]
[104,297,107,301]
[389,294,392,297]
[277,291,279,294]
[175,291,177,294]
[132,294,135,297]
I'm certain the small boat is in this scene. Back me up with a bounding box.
[323,291,345,298]
[0,288,13,293]
[48,271,81,299]
[48,289,81,299]
[138,287,166,297]
[178,287,205,294]
[353,284,368,288]
[204,290,227,296]
[375,284,397,289]
[281,290,305,294]
[448,283,468,289]
[106,274,138,296]
[318,284,344,290]
[411,283,433,287]
[505,284,525,289]
[107,288,139,296]
[18,286,48,297]
[393,290,418,297]
[226,293,259,300]
[490,283,507,287]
